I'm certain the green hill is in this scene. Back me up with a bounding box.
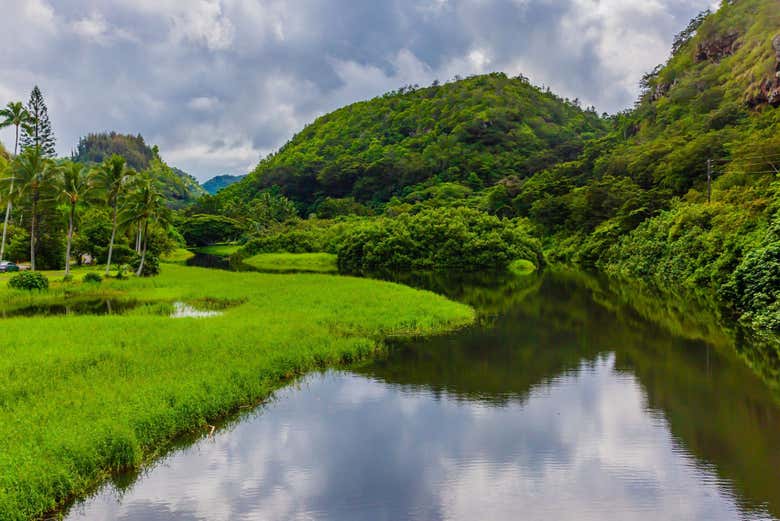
[195,0,780,334]
[202,174,246,194]
[217,73,606,212]
[73,132,206,208]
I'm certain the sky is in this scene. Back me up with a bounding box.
[0,0,717,181]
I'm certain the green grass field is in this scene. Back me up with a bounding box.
[0,265,474,519]
[243,252,338,273]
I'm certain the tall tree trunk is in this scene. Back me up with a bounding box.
[0,125,20,261]
[136,219,149,277]
[0,192,12,261]
[65,203,75,276]
[30,189,37,271]
[105,201,118,275]
[135,222,142,253]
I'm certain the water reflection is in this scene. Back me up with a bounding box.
[63,270,780,520]
[66,363,776,521]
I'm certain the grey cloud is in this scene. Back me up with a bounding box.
[0,0,713,180]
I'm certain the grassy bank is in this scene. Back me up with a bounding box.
[0,265,474,520]
[192,243,241,256]
[243,252,338,273]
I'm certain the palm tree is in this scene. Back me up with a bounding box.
[94,155,134,275]
[122,176,168,276]
[55,161,96,276]
[2,147,57,270]
[0,102,31,260]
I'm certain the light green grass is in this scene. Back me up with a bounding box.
[192,243,241,256]
[161,248,196,264]
[243,252,338,273]
[0,264,474,520]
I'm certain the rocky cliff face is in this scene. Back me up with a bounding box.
[747,35,780,108]
[695,31,741,62]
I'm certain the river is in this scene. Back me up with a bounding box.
[63,267,780,520]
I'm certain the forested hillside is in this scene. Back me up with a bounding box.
[73,132,206,208]
[155,0,780,333]
[202,174,246,194]
[214,73,606,213]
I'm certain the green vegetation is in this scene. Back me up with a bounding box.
[243,252,338,273]
[82,272,102,284]
[179,214,243,247]
[201,174,246,195]
[198,72,605,215]
[179,0,780,335]
[193,243,241,256]
[73,132,205,209]
[0,264,474,519]
[161,247,195,264]
[8,271,49,290]
[0,90,181,275]
[337,207,542,273]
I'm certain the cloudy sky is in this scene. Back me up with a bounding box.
[0,0,716,181]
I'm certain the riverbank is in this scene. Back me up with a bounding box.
[243,252,338,273]
[0,264,474,520]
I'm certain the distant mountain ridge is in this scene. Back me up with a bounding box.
[202,174,246,194]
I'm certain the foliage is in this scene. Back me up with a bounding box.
[180,214,244,246]
[73,132,153,171]
[132,252,160,276]
[82,272,102,284]
[0,264,473,519]
[74,134,205,209]
[8,271,49,290]
[201,174,246,195]
[20,86,55,157]
[337,207,543,273]
[210,72,606,214]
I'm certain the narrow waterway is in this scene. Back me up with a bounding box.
[63,269,780,521]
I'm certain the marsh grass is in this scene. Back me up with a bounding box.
[0,264,474,520]
[192,243,241,256]
[243,252,338,273]
[161,248,196,264]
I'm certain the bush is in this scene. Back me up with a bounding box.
[132,254,160,277]
[8,272,49,291]
[337,207,544,273]
[83,272,103,284]
[180,214,244,247]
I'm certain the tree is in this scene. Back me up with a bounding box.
[121,176,169,276]
[94,155,135,275]
[2,147,58,270]
[55,161,96,275]
[20,86,56,157]
[0,102,32,260]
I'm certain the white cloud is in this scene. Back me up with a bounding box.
[0,0,716,180]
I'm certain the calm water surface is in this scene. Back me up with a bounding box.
[64,271,780,521]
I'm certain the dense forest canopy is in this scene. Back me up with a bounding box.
[202,174,246,195]
[188,0,780,332]
[211,72,606,214]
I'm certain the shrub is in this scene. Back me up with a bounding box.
[337,207,544,273]
[83,272,103,284]
[132,254,160,277]
[180,214,244,246]
[8,272,49,291]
